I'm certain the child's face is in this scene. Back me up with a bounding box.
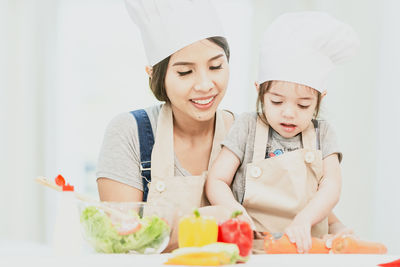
[263,81,318,138]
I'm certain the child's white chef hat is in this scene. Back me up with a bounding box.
[258,11,360,92]
[125,0,225,66]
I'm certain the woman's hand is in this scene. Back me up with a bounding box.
[285,215,312,253]
[237,209,256,230]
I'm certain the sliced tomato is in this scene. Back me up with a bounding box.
[114,219,142,235]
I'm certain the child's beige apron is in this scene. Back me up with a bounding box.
[146,104,233,251]
[244,117,328,252]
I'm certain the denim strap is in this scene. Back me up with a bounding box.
[130,109,154,202]
[312,119,320,150]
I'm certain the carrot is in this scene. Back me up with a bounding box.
[264,233,329,254]
[332,236,387,254]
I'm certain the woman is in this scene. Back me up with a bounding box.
[97,0,352,252]
[96,0,234,250]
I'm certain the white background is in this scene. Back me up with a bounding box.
[1,0,399,253]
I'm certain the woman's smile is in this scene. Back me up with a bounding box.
[190,95,217,109]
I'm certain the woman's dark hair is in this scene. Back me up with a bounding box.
[148,36,230,102]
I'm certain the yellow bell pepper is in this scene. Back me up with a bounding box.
[178,209,218,248]
[164,242,246,266]
[164,252,230,266]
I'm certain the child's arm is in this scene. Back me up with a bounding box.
[285,153,342,253]
[205,147,252,223]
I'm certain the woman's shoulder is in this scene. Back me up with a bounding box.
[106,104,162,136]
[106,112,136,134]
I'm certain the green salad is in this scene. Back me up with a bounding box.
[80,206,170,253]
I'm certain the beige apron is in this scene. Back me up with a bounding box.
[146,104,233,251]
[244,117,328,252]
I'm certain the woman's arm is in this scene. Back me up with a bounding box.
[285,153,342,253]
[96,112,146,202]
[97,178,143,202]
[205,147,243,212]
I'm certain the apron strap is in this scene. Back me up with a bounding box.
[222,109,235,130]
[151,104,175,179]
[151,105,235,178]
[208,110,235,169]
[130,109,154,202]
[252,115,270,162]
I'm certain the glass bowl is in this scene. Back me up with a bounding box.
[77,201,173,254]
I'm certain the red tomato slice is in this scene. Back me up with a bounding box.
[115,219,142,235]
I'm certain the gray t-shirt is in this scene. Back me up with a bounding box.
[96,105,191,191]
[222,112,342,204]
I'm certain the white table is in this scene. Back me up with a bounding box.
[1,241,399,267]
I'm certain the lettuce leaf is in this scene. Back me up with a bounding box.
[80,206,170,253]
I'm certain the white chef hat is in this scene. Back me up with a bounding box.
[258,11,360,92]
[125,0,225,66]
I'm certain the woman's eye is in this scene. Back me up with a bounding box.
[298,104,310,109]
[177,70,192,76]
[210,64,222,70]
[271,100,282,105]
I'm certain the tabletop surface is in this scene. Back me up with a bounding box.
[1,241,399,267]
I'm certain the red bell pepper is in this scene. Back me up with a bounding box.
[378,259,400,267]
[218,211,253,257]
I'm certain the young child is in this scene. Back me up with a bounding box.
[206,12,359,253]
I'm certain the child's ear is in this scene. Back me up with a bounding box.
[145,66,153,78]
[321,90,327,100]
[255,82,260,93]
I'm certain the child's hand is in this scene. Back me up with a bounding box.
[285,216,312,253]
[323,222,356,248]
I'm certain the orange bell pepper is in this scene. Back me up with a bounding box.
[178,209,218,248]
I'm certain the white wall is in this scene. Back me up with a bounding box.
[312,0,382,244]
[1,0,399,253]
[373,0,400,254]
[0,0,52,243]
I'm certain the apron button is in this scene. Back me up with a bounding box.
[251,166,262,178]
[305,152,315,163]
[155,181,166,192]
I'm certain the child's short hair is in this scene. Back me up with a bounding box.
[256,81,322,126]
